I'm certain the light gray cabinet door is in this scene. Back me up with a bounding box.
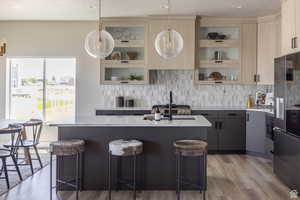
[246,111,266,153]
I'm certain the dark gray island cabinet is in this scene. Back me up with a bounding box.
[50,115,211,190]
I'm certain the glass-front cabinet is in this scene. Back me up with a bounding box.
[195,25,242,84]
[100,20,149,84]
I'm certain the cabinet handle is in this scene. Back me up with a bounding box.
[219,121,223,129]
[246,113,250,121]
[121,60,129,64]
[292,38,295,49]
[202,113,209,116]
[215,81,223,84]
[120,40,129,43]
[215,40,224,43]
[215,121,218,129]
[254,74,260,82]
[215,60,223,64]
[120,81,129,84]
[295,37,298,49]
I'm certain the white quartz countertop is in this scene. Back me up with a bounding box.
[49,115,212,128]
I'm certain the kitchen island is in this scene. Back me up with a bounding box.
[50,115,211,190]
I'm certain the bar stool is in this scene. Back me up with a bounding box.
[49,139,85,200]
[0,125,23,189]
[174,140,208,200]
[108,139,143,200]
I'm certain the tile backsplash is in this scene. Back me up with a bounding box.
[98,70,273,108]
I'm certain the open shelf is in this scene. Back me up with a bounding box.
[199,40,240,48]
[101,22,148,85]
[195,67,241,84]
[114,40,144,47]
[199,60,240,67]
[101,66,148,85]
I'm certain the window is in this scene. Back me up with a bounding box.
[7,58,76,121]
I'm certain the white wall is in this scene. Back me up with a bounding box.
[0,21,101,119]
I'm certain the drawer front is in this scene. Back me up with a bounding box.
[191,110,219,118]
[219,110,245,119]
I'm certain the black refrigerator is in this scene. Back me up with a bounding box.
[274,52,300,193]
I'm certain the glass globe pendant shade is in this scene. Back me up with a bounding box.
[85,30,115,59]
[155,29,183,59]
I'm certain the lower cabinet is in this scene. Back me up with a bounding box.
[193,110,246,153]
[219,117,246,151]
[246,111,267,154]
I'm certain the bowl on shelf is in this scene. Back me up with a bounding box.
[207,32,219,40]
[126,52,138,60]
[209,72,223,80]
[217,34,227,40]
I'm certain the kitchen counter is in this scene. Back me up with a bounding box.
[54,115,211,191]
[49,115,211,127]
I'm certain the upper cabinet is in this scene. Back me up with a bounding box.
[195,17,257,85]
[147,16,196,70]
[100,18,149,85]
[241,23,257,84]
[256,14,281,85]
[281,0,300,55]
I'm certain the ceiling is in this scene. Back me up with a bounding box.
[0,0,281,20]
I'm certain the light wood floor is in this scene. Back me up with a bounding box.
[0,154,298,200]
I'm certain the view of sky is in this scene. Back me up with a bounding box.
[9,58,76,81]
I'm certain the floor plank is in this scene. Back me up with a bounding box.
[0,154,298,200]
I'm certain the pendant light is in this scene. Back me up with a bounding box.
[85,0,114,59]
[0,39,7,56]
[155,0,183,59]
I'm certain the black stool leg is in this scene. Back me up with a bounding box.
[203,153,207,200]
[50,153,53,200]
[79,152,83,191]
[11,154,23,181]
[116,156,121,191]
[33,145,43,168]
[108,151,112,200]
[27,148,34,175]
[2,158,10,189]
[177,153,182,200]
[133,153,137,200]
[175,153,178,195]
[76,153,79,200]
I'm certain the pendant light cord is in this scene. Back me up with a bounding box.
[99,0,102,42]
[167,0,170,30]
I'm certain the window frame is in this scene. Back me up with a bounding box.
[6,56,77,121]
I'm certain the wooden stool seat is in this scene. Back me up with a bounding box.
[109,139,143,156]
[174,140,208,156]
[49,139,85,200]
[50,139,85,156]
